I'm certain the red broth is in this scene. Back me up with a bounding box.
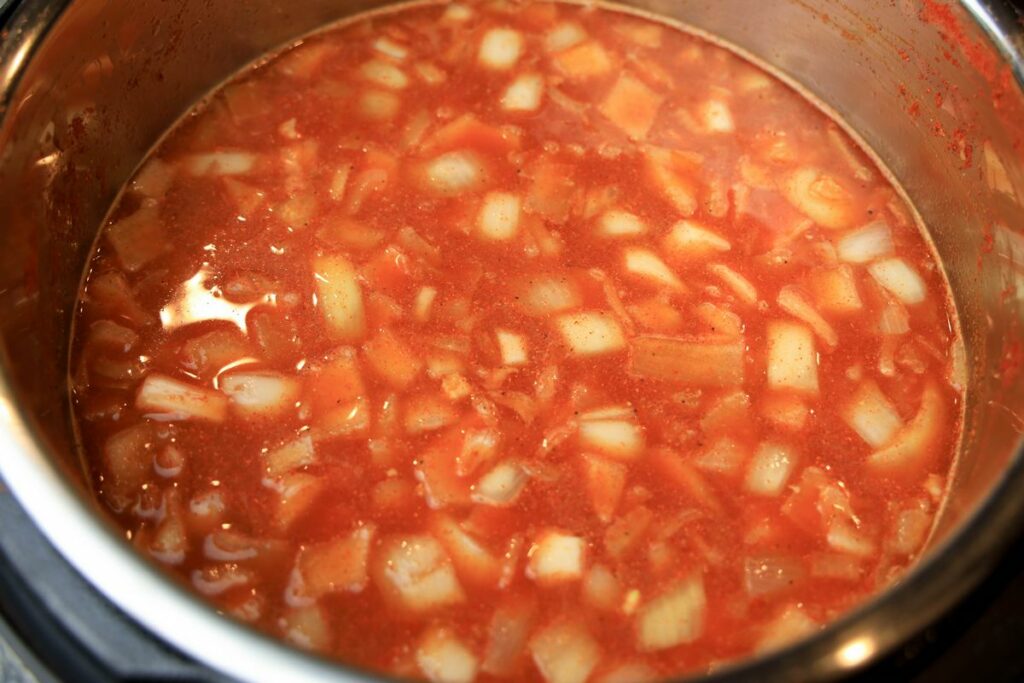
[70,1,964,680]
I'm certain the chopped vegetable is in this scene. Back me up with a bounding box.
[530,619,602,683]
[766,321,818,394]
[836,220,894,263]
[841,381,903,447]
[527,530,586,586]
[554,312,626,357]
[782,167,857,229]
[629,335,744,386]
[502,73,545,112]
[598,210,647,237]
[868,258,927,305]
[662,220,731,261]
[417,626,479,683]
[314,253,366,343]
[623,247,685,292]
[636,576,706,651]
[600,74,664,140]
[478,191,522,241]
[373,534,465,613]
[136,373,228,422]
[219,371,299,419]
[479,28,523,70]
[745,441,797,496]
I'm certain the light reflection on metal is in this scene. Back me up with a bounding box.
[835,636,877,668]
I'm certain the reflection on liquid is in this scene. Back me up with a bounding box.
[159,263,273,334]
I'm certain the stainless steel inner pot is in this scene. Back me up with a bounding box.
[1,1,1023,681]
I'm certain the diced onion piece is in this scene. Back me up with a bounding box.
[280,605,331,652]
[502,73,544,112]
[756,606,817,654]
[477,191,521,241]
[417,626,479,683]
[479,28,523,70]
[636,576,706,651]
[708,263,757,305]
[473,460,529,506]
[306,347,370,440]
[430,514,502,589]
[106,206,170,272]
[360,59,408,89]
[414,286,438,323]
[662,220,731,261]
[136,373,227,422]
[103,423,155,497]
[598,210,647,237]
[878,299,910,336]
[766,321,818,395]
[290,524,376,600]
[826,519,875,557]
[518,275,582,316]
[744,556,805,597]
[314,253,366,343]
[693,302,742,338]
[581,454,626,523]
[807,265,862,315]
[694,436,747,477]
[554,311,626,357]
[373,534,465,613]
[700,99,734,133]
[889,504,932,556]
[868,258,927,305]
[495,328,529,366]
[426,151,483,194]
[782,166,857,229]
[841,381,903,448]
[270,473,326,532]
[777,286,838,348]
[553,41,613,79]
[404,392,459,435]
[529,620,602,683]
[578,410,644,461]
[364,329,423,390]
[836,220,894,263]
[131,158,175,198]
[359,89,400,121]
[416,429,472,508]
[868,381,944,474]
[629,335,744,386]
[600,73,664,141]
[644,149,697,217]
[745,441,797,496]
[442,3,472,21]
[455,427,499,477]
[220,371,299,419]
[483,598,536,677]
[623,247,684,292]
[192,564,255,597]
[373,36,408,61]
[527,530,586,586]
[582,563,623,612]
[186,151,255,176]
[546,22,587,52]
[263,434,315,479]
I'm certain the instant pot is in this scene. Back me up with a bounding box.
[1,0,1023,681]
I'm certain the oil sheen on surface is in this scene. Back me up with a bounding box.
[69,1,965,680]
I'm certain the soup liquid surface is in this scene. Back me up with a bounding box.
[70,2,964,680]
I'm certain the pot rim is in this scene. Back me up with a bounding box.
[0,0,1022,681]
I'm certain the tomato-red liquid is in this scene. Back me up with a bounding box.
[70,2,963,681]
